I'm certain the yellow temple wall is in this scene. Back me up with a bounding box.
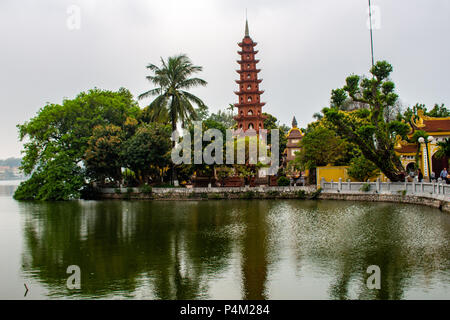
[316,165,389,187]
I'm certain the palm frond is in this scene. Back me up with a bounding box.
[138,88,163,100]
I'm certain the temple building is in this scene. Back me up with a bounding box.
[285,116,304,162]
[281,116,309,183]
[234,19,266,132]
[395,109,450,179]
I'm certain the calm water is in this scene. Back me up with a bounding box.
[0,181,449,300]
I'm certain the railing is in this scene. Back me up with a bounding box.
[320,177,450,200]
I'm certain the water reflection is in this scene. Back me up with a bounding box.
[16,199,450,299]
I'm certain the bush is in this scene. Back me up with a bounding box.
[309,187,322,199]
[114,188,122,194]
[296,190,307,199]
[347,154,380,182]
[277,176,290,186]
[360,183,371,192]
[240,191,255,199]
[208,193,221,200]
[267,190,279,198]
[140,184,152,195]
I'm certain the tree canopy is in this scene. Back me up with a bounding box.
[323,61,410,181]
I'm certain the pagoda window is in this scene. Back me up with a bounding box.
[240,97,243,102]
[247,74,251,79]
[247,97,252,102]
[259,123,262,128]
[247,85,252,90]
[246,55,250,59]
[247,64,250,69]
[248,110,253,116]
[240,111,243,116]
[248,123,254,130]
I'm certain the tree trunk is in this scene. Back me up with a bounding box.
[171,119,177,185]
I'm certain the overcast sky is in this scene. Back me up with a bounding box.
[1,0,449,159]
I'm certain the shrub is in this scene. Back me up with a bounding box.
[208,193,221,200]
[360,183,371,192]
[309,187,322,199]
[240,191,255,199]
[114,188,122,194]
[140,184,152,195]
[277,176,290,186]
[267,190,279,198]
[296,190,307,199]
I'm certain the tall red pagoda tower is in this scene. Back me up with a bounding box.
[234,19,266,132]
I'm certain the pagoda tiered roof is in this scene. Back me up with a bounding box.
[238,42,257,47]
[234,102,266,108]
[236,69,261,74]
[235,79,263,84]
[238,50,258,55]
[234,90,264,95]
[237,59,260,64]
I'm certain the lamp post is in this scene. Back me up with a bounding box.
[418,136,434,181]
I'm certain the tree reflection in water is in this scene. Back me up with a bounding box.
[18,199,450,299]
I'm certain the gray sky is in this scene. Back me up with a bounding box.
[1,0,449,159]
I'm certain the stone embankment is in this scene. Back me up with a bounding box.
[98,183,450,213]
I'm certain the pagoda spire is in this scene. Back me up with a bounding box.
[233,19,266,133]
[245,19,249,37]
[292,116,298,128]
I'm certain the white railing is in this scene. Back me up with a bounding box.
[320,177,450,201]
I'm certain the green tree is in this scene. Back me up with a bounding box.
[435,138,450,162]
[293,126,352,170]
[139,54,207,183]
[426,103,449,117]
[263,112,288,161]
[122,123,172,184]
[347,154,380,182]
[208,109,235,128]
[138,54,207,131]
[14,88,139,200]
[323,61,410,181]
[84,124,124,184]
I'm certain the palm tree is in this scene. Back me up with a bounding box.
[435,138,450,163]
[139,54,207,130]
[139,54,207,183]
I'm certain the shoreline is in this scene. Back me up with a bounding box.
[96,186,450,214]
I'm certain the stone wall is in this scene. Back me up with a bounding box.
[97,183,450,213]
[99,185,317,200]
[319,178,450,213]
[317,193,449,213]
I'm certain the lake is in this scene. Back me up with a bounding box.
[0,181,449,299]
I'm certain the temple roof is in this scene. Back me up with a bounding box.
[395,143,418,154]
[411,109,450,134]
[287,127,303,139]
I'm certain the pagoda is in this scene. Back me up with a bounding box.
[234,19,266,133]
